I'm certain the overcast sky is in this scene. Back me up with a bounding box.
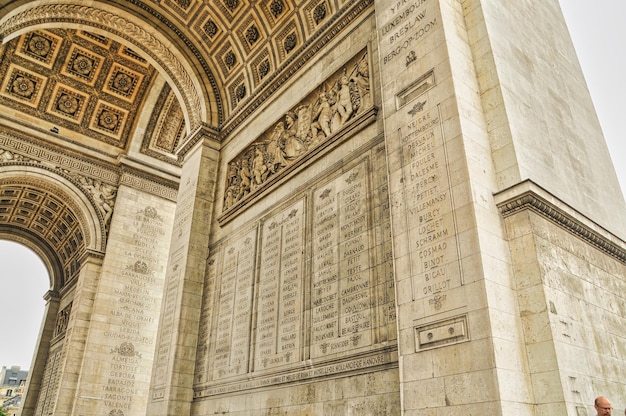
[0,2,624,370]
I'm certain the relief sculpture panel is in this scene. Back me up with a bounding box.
[223,49,372,212]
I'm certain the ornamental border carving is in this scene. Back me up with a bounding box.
[0,126,119,183]
[0,126,179,200]
[0,3,204,129]
[120,169,179,202]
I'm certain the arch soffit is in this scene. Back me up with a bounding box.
[0,1,219,131]
[0,164,104,253]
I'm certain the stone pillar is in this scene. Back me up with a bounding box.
[374,0,529,414]
[48,251,104,416]
[55,181,177,416]
[20,290,60,416]
[148,128,220,416]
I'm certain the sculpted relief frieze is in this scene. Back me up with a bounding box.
[222,50,372,213]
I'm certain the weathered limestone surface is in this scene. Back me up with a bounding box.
[65,185,175,416]
[148,133,220,416]
[0,1,624,415]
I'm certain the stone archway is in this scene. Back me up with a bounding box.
[0,165,106,416]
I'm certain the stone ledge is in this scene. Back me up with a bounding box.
[494,180,626,264]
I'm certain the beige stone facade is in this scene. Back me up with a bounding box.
[0,1,624,415]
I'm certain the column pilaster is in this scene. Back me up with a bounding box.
[148,127,220,415]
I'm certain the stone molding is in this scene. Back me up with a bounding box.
[0,127,119,183]
[0,126,179,201]
[194,348,397,398]
[119,168,179,202]
[175,122,222,161]
[495,180,626,264]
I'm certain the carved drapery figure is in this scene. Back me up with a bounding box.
[331,72,353,129]
[283,111,306,160]
[223,51,372,211]
[267,121,288,173]
[78,176,117,230]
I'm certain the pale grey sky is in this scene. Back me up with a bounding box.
[0,2,624,370]
[560,0,626,198]
[0,241,48,369]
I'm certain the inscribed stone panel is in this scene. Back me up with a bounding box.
[400,107,462,302]
[212,227,257,379]
[253,198,306,370]
[311,160,373,357]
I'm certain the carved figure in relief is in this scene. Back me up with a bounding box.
[283,111,306,159]
[79,176,117,228]
[267,121,288,173]
[227,161,239,187]
[252,147,268,186]
[310,89,333,143]
[0,149,23,162]
[224,186,236,209]
[332,72,354,129]
[98,181,116,226]
[238,159,251,198]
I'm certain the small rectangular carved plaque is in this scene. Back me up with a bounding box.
[415,315,468,350]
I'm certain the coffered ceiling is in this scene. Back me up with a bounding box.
[0,0,370,163]
[0,29,157,150]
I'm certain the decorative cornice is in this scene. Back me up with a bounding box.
[496,182,626,264]
[0,3,204,129]
[0,126,119,184]
[176,122,222,160]
[120,166,179,202]
[0,113,122,161]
